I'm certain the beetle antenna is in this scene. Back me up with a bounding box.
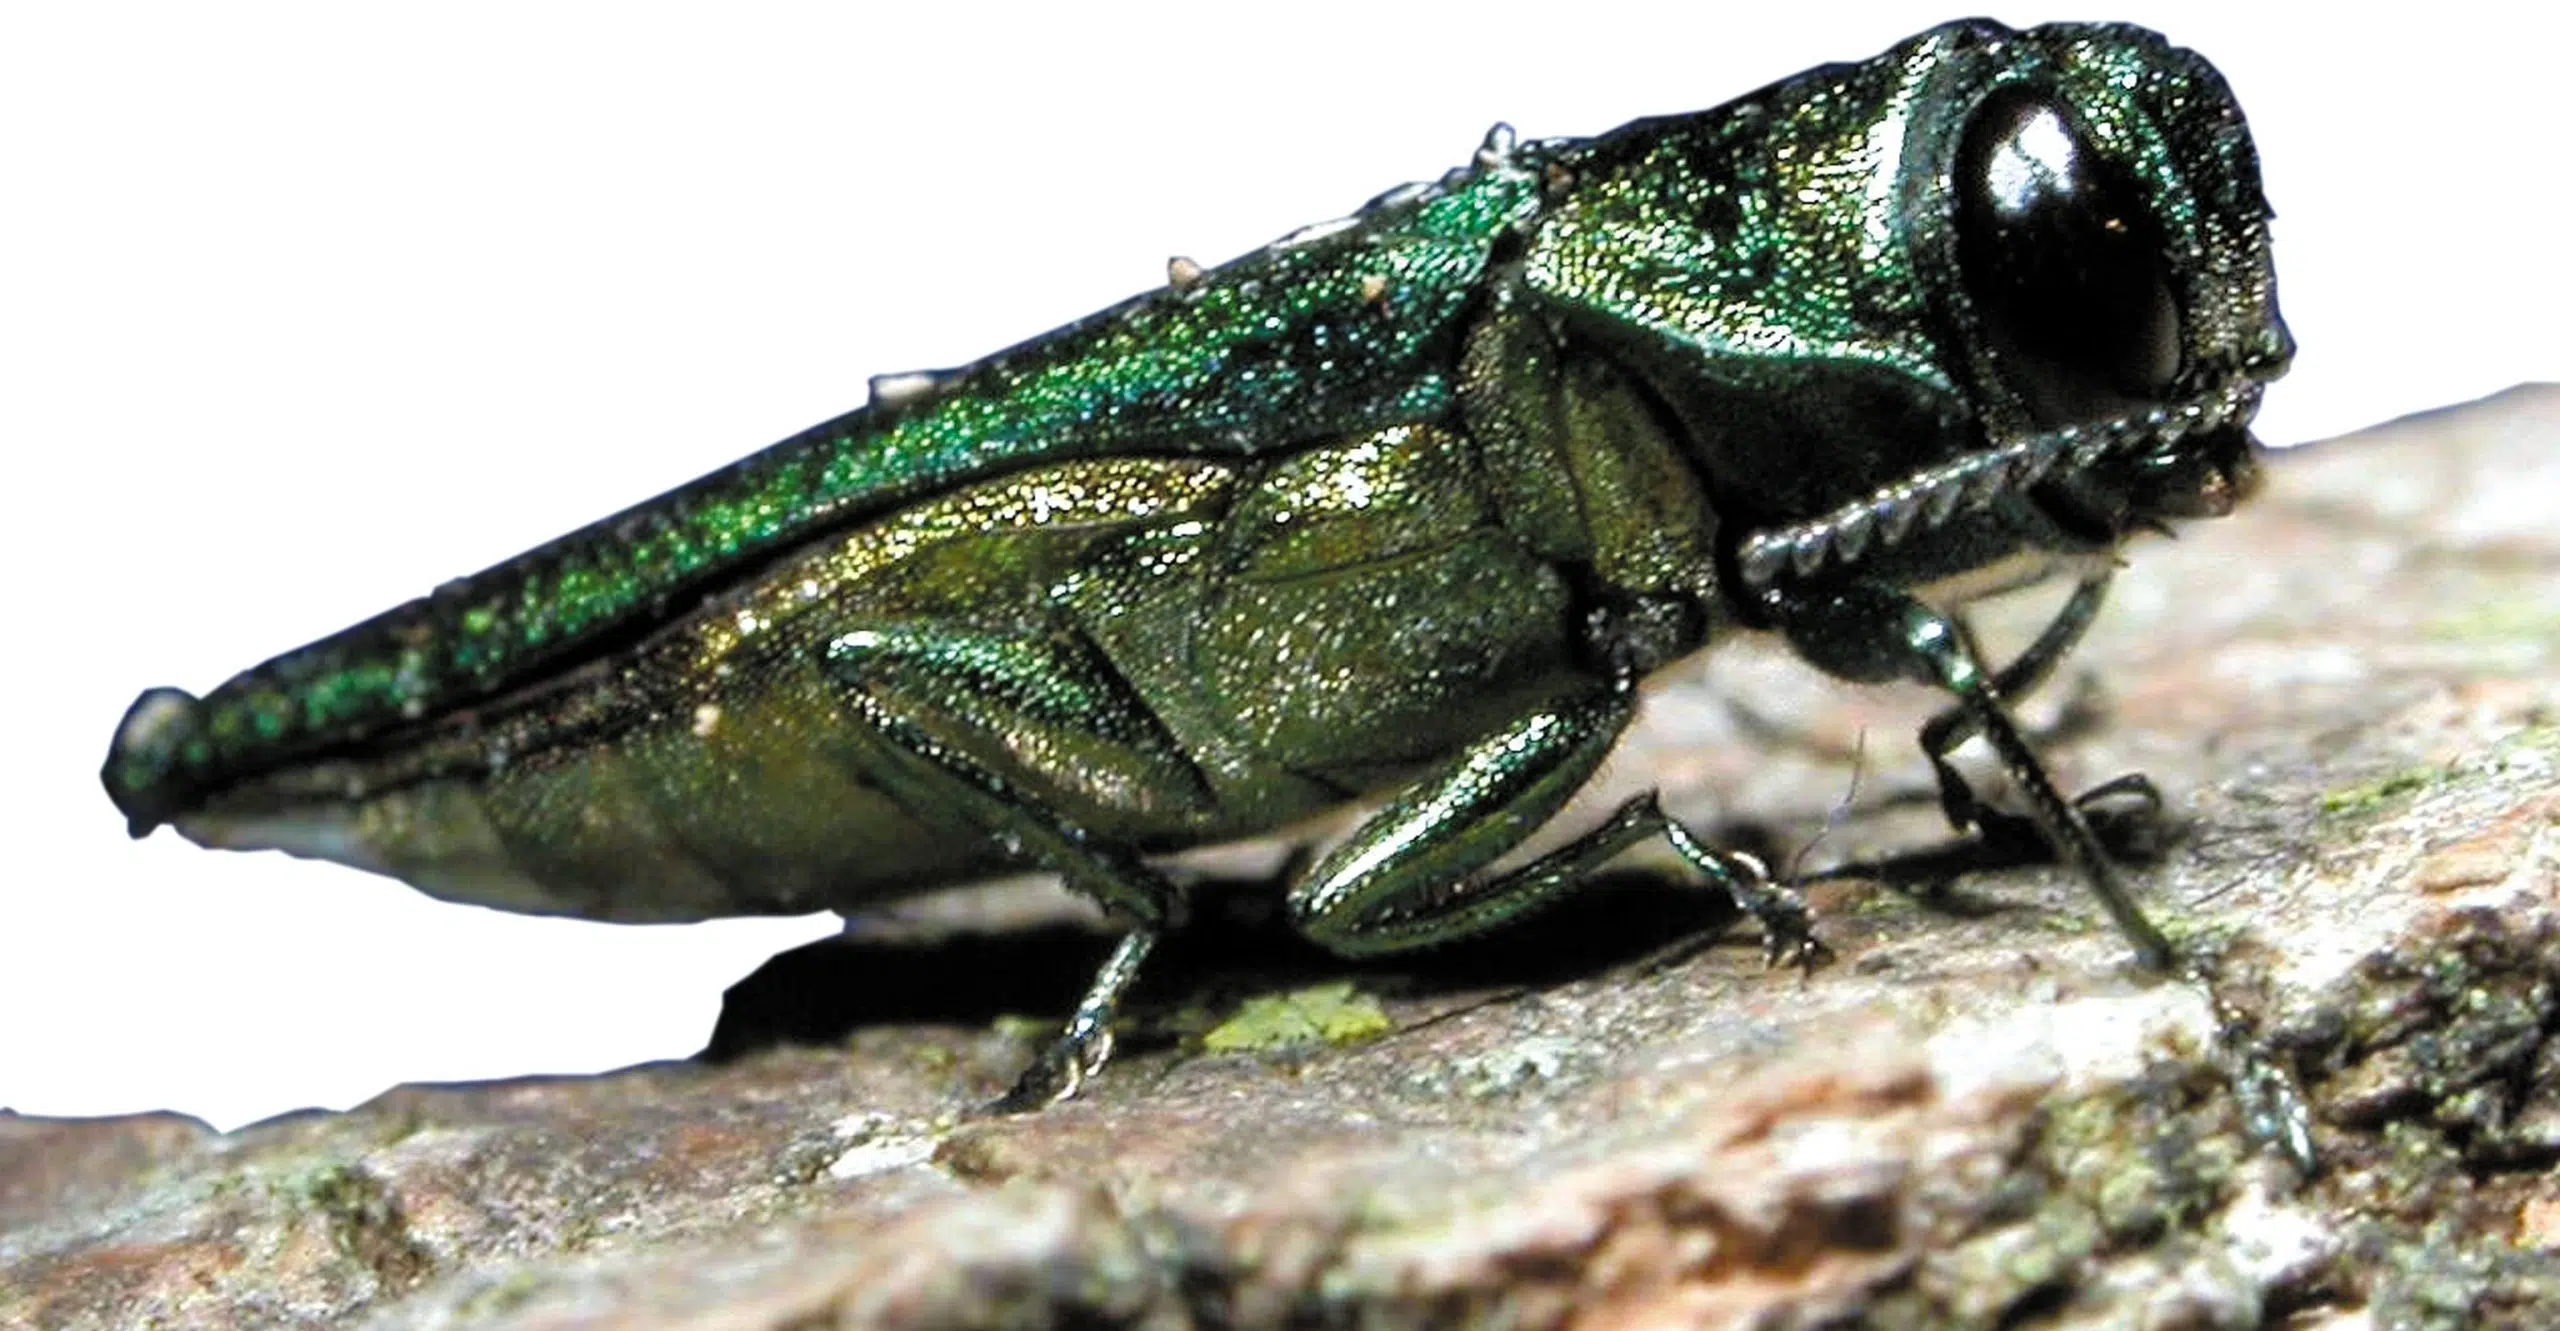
[1787,728,1868,882]
[1738,379,2263,589]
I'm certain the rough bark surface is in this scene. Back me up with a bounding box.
[7,387,2557,1331]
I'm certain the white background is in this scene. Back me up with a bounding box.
[5,4,2553,1130]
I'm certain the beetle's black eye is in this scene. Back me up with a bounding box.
[1955,86,2181,405]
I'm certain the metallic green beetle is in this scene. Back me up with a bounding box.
[105,19,2289,1106]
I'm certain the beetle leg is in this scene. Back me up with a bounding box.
[1287,691,1824,969]
[989,929,1156,1113]
[1717,574,2113,770]
[822,622,1208,1109]
[1917,571,2110,828]
[1775,582,2177,970]
[1917,572,2167,859]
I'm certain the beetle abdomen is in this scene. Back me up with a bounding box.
[164,457,1249,917]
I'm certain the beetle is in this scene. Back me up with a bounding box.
[104,19,2288,1107]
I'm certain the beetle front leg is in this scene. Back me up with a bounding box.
[1287,691,1823,969]
[1915,571,2165,856]
[1776,582,2177,971]
[822,623,1207,1109]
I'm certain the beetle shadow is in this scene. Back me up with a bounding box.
[1792,788,2180,920]
[700,797,2175,1065]
[700,865,1755,1065]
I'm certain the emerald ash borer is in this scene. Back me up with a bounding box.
[104,19,2290,1106]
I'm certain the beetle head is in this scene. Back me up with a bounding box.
[1526,20,2290,592]
[1925,23,2288,547]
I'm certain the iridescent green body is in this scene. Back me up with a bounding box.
[105,20,2289,1104]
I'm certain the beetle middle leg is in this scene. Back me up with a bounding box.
[821,621,1213,1109]
[1286,689,1824,969]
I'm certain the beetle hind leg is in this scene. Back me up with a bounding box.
[985,929,1157,1112]
[821,621,1213,1110]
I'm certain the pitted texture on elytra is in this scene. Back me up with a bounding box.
[108,163,1542,817]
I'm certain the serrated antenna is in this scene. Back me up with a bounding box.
[1737,380,2261,589]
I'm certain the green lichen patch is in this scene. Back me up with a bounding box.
[1200,981,1392,1054]
[277,1160,433,1289]
[2426,600,2560,651]
[990,1013,1053,1045]
[2319,723,2560,820]
[2320,765,2451,819]
[452,1267,551,1321]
